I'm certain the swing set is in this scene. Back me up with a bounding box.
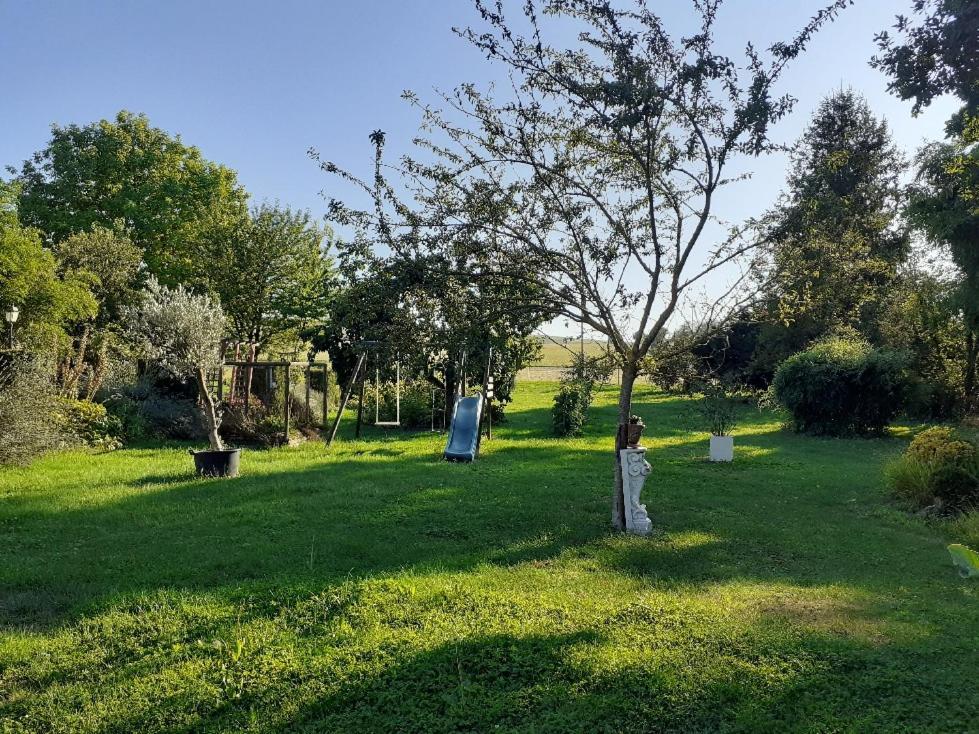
[326,340,494,457]
[326,340,402,445]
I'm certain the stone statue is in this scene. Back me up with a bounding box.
[619,447,652,535]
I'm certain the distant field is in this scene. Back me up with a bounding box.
[533,336,609,366]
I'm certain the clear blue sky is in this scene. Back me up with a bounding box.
[1,0,956,216]
[0,1,958,336]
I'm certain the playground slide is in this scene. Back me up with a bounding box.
[443,394,484,462]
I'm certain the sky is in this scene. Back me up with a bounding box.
[0,0,960,336]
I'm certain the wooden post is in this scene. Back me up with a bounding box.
[217,364,224,403]
[355,367,366,438]
[305,364,312,422]
[284,363,291,443]
[323,365,330,431]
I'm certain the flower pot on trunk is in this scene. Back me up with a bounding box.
[192,448,241,478]
[626,422,645,448]
[709,435,733,462]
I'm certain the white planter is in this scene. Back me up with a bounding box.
[709,434,734,462]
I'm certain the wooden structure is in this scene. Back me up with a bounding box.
[217,360,330,439]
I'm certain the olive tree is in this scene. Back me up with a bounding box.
[126,278,227,450]
[321,0,848,529]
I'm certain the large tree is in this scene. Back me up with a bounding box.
[872,0,979,128]
[874,0,979,408]
[906,138,979,407]
[12,110,248,286]
[0,182,96,353]
[322,0,848,528]
[52,224,144,398]
[750,90,908,376]
[194,203,333,357]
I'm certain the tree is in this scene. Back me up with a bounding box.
[126,278,227,450]
[195,203,333,356]
[12,110,248,286]
[872,0,979,127]
[751,90,908,375]
[321,0,848,528]
[906,138,979,407]
[50,224,144,399]
[0,181,96,352]
[874,0,979,408]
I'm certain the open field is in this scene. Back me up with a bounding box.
[2,383,978,732]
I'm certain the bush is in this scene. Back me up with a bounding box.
[886,426,979,513]
[771,337,909,436]
[58,398,122,449]
[373,379,439,430]
[696,380,738,436]
[104,375,205,442]
[221,403,286,446]
[552,380,593,437]
[0,357,73,465]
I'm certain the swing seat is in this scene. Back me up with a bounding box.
[375,420,401,427]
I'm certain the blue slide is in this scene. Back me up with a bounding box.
[443,394,484,462]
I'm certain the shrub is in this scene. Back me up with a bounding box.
[552,380,593,437]
[696,380,738,436]
[373,379,439,430]
[104,376,204,442]
[886,426,979,513]
[58,398,122,449]
[0,357,73,465]
[221,403,287,447]
[771,337,909,436]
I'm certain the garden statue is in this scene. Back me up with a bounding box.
[619,447,652,535]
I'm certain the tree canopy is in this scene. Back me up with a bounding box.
[13,110,249,286]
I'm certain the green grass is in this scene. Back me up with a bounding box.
[533,336,609,366]
[2,383,979,732]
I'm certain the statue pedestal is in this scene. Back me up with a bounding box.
[619,447,652,535]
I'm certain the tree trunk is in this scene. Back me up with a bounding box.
[612,364,637,531]
[195,367,224,451]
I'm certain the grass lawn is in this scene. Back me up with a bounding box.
[2,383,979,732]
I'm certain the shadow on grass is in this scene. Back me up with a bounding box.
[0,388,939,634]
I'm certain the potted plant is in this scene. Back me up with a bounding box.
[127,278,239,477]
[698,380,737,462]
[626,414,645,447]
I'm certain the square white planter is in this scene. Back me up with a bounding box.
[709,435,734,462]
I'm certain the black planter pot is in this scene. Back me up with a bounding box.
[191,448,241,478]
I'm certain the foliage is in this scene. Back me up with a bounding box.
[771,337,909,436]
[54,224,143,326]
[318,0,849,527]
[126,278,226,378]
[196,203,333,354]
[755,90,908,378]
[4,384,979,731]
[57,398,122,449]
[905,133,979,408]
[0,181,97,352]
[552,379,593,438]
[878,267,965,418]
[125,277,227,449]
[887,426,979,512]
[221,403,287,447]
[52,223,145,399]
[102,372,205,443]
[0,357,72,465]
[372,378,439,431]
[12,110,249,286]
[872,0,979,124]
[696,381,738,437]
